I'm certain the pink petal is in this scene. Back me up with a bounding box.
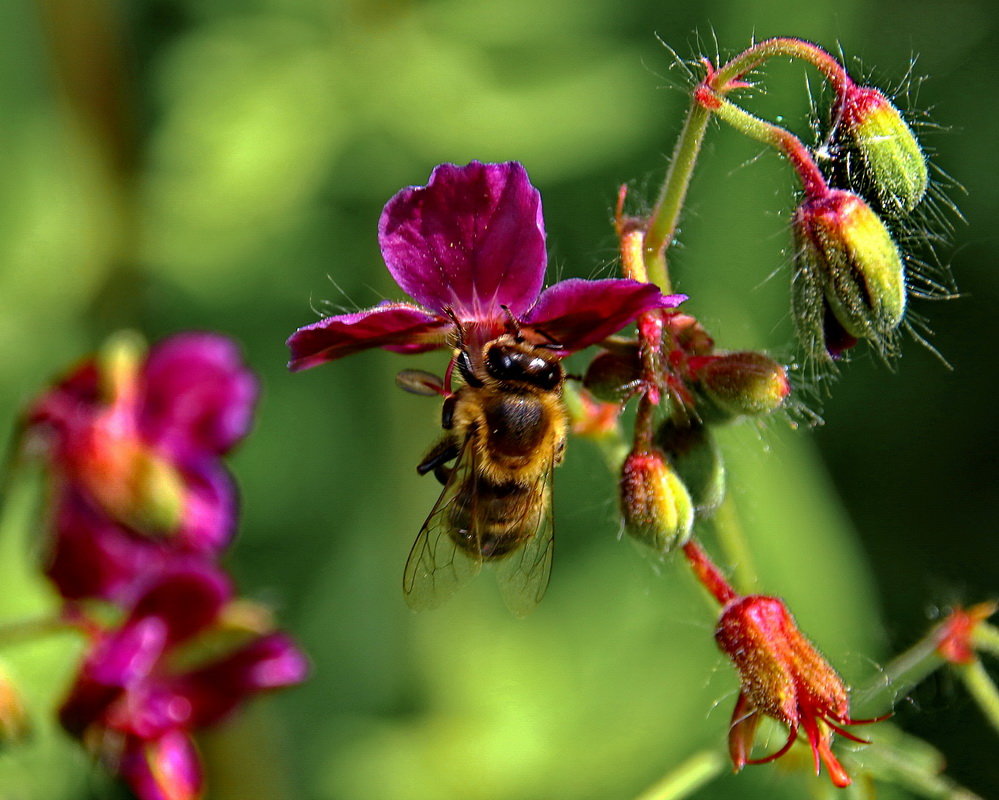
[45,489,165,602]
[379,161,547,318]
[118,730,203,800]
[524,279,685,352]
[139,333,258,459]
[176,633,309,728]
[287,302,449,371]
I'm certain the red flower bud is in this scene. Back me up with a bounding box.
[619,447,693,554]
[715,595,883,787]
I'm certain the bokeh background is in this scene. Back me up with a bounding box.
[0,0,995,798]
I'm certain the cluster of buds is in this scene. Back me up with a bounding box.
[584,308,790,553]
[692,40,933,367]
[20,332,307,800]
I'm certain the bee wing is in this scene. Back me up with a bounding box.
[494,460,555,618]
[402,436,483,611]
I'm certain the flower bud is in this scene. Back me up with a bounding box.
[619,447,693,554]
[791,189,905,359]
[832,86,928,216]
[582,345,641,403]
[715,595,878,787]
[655,419,724,516]
[77,428,187,538]
[690,352,789,422]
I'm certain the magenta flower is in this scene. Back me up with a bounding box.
[287,161,684,370]
[27,332,257,601]
[59,564,308,800]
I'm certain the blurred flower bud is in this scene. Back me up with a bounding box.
[690,352,790,422]
[791,189,905,359]
[619,447,693,553]
[583,345,641,402]
[832,86,928,216]
[0,666,29,744]
[665,313,714,356]
[655,418,725,516]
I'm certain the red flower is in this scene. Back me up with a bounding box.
[715,595,883,788]
[60,564,308,800]
[27,333,257,601]
[287,161,684,370]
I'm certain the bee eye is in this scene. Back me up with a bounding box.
[486,348,518,379]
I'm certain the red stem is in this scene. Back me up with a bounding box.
[682,540,737,606]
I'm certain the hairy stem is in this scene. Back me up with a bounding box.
[709,37,851,96]
[682,539,736,606]
[644,101,712,291]
[696,87,829,198]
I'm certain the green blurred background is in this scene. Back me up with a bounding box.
[0,0,995,798]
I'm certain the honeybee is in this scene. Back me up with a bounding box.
[401,322,567,616]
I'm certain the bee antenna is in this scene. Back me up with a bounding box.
[499,304,524,341]
[444,307,467,349]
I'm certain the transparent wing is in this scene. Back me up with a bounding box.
[494,461,555,618]
[402,437,483,611]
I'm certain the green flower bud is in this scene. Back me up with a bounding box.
[833,86,928,216]
[691,352,790,422]
[791,189,906,359]
[655,419,725,516]
[582,345,641,403]
[619,447,694,554]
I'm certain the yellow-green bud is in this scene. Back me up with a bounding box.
[619,447,693,554]
[691,352,790,422]
[833,86,928,216]
[655,419,725,516]
[791,189,906,359]
[582,345,641,403]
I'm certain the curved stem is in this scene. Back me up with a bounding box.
[709,38,851,96]
[696,87,829,198]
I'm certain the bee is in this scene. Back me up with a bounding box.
[400,321,567,616]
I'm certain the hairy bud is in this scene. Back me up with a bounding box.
[619,447,693,553]
[691,352,789,422]
[791,189,905,359]
[832,86,928,216]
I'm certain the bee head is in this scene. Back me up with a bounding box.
[483,336,563,391]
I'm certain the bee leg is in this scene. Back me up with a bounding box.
[416,436,460,484]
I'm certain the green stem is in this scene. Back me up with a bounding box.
[854,624,945,714]
[0,615,82,647]
[698,88,828,198]
[707,494,757,594]
[644,100,711,290]
[955,658,999,737]
[971,622,999,659]
[632,749,726,800]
